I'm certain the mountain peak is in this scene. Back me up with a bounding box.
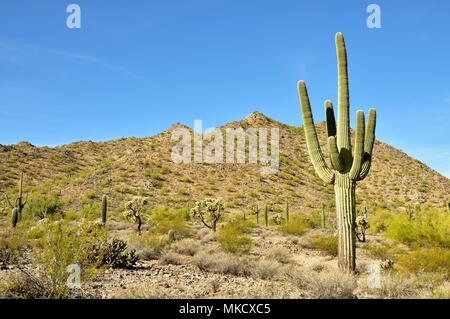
[243,111,274,125]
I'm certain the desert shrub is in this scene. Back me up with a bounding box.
[160,251,184,265]
[172,239,201,256]
[0,230,27,269]
[304,271,356,299]
[216,221,253,254]
[310,234,338,256]
[251,259,281,280]
[132,233,171,260]
[279,214,309,235]
[375,274,418,299]
[267,247,291,264]
[21,220,106,299]
[79,202,101,221]
[384,209,450,248]
[369,209,395,233]
[23,192,62,220]
[148,206,190,236]
[395,247,450,278]
[192,251,251,276]
[364,243,396,260]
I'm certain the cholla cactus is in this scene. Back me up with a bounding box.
[355,202,369,242]
[297,33,376,272]
[190,198,224,232]
[123,196,148,235]
[380,259,394,271]
[271,213,282,225]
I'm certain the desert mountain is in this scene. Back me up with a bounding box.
[0,112,448,213]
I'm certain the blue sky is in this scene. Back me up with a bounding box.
[0,0,449,177]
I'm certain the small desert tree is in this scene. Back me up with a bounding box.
[123,196,148,235]
[190,198,224,232]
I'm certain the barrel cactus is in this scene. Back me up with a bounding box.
[297,32,377,272]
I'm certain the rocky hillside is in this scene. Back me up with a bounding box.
[0,112,448,213]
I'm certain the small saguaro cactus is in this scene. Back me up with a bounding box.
[297,33,377,272]
[254,205,260,224]
[102,195,108,225]
[11,208,19,228]
[285,201,290,225]
[4,172,28,222]
[265,205,269,227]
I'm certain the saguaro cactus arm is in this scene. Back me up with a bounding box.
[358,108,377,180]
[349,111,365,179]
[297,81,335,184]
[336,32,351,166]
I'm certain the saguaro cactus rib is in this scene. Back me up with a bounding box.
[298,81,335,184]
[297,32,377,272]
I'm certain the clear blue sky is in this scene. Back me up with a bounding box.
[0,0,449,177]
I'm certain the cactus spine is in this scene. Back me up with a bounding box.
[11,208,18,228]
[102,195,108,225]
[297,33,377,272]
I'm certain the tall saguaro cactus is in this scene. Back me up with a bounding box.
[297,33,377,272]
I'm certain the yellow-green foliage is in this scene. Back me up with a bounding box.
[311,234,338,256]
[280,214,309,235]
[395,247,450,279]
[217,221,253,254]
[19,220,106,298]
[384,208,450,248]
[23,191,62,220]
[148,206,190,236]
[364,242,399,260]
[369,209,395,233]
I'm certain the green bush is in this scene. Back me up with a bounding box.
[280,214,309,235]
[369,209,395,233]
[217,221,253,254]
[148,206,190,236]
[23,192,62,220]
[18,220,107,299]
[384,208,450,248]
[310,234,338,256]
[395,247,450,278]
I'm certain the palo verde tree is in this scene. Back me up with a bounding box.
[190,198,224,232]
[297,32,377,272]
